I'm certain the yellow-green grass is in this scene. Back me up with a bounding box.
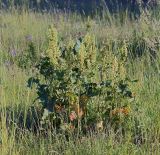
[0,9,160,154]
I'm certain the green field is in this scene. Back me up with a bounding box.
[0,8,160,155]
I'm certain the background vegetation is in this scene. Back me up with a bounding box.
[0,0,159,14]
[0,1,160,155]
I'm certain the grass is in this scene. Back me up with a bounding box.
[0,9,160,155]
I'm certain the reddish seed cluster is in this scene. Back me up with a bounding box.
[69,111,77,121]
[111,107,130,116]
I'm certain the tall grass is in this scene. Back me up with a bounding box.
[0,9,160,154]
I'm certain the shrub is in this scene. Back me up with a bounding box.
[28,26,137,136]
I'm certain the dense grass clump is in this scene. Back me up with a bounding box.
[0,9,160,154]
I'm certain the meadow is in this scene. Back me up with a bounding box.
[0,8,160,155]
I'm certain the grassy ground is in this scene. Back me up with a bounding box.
[0,9,160,154]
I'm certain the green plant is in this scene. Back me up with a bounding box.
[18,39,38,69]
[27,26,137,138]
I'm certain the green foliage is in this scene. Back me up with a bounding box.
[18,40,38,69]
[27,27,137,136]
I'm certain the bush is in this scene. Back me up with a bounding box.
[27,26,137,137]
